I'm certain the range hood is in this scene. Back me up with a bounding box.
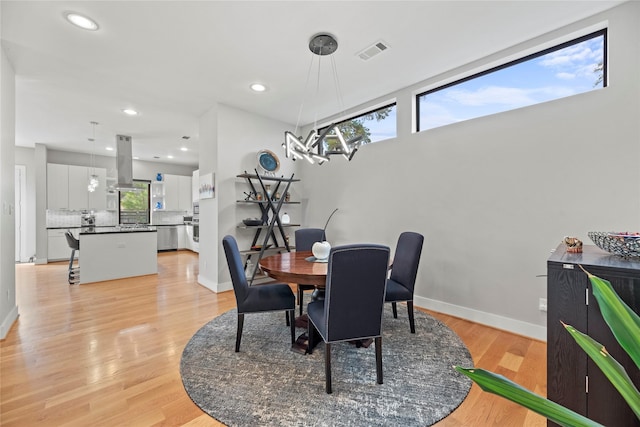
[115,134,138,191]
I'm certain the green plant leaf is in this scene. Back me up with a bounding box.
[454,367,603,427]
[583,268,640,371]
[564,323,640,419]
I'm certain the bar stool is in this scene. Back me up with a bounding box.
[64,231,80,285]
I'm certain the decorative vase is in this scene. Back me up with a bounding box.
[281,212,290,224]
[312,241,331,260]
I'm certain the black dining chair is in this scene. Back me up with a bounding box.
[385,232,424,333]
[222,235,296,352]
[307,244,390,394]
[64,231,80,285]
[294,228,326,315]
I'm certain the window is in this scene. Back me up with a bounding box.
[119,180,150,224]
[417,29,606,131]
[319,103,396,153]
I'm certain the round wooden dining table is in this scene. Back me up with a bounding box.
[259,251,328,287]
[259,251,327,354]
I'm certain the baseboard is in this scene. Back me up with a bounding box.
[197,275,233,293]
[1,305,19,340]
[414,296,546,341]
[35,258,47,265]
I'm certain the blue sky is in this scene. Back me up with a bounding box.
[361,34,604,142]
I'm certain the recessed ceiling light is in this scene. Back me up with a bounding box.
[250,83,267,92]
[64,12,99,31]
[122,109,139,116]
[167,155,174,159]
[105,147,114,151]
[133,156,139,160]
[180,147,188,152]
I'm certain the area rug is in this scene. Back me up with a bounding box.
[181,306,473,426]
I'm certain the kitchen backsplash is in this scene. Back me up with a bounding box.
[47,210,118,228]
[152,210,187,225]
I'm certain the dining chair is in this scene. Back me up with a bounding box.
[307,244,390,394]
[385,231,424,333]
[222,235,296,352]
[294,228,326,315]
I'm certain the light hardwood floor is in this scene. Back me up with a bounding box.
[2,251,547,426]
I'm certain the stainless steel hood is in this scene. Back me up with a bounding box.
[115,134,137,191]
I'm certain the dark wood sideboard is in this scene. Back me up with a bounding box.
[547,244,640,427]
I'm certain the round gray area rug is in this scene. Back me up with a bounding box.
[181,306,473,426]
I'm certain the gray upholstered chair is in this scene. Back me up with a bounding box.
[385,232,424,333]
[222,235,296,352]
[294,228,325,315]
[307,244,390,394]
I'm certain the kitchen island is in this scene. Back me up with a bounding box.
[79,226,158,284]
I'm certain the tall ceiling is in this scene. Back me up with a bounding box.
[1,1,624,166]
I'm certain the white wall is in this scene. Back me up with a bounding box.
[210,105,296,289]
[15,147,35,261]
[297,2,640,340]
[1,40,19,339]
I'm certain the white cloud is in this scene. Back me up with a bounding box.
[446,86,534,107]
[556,72,575,80]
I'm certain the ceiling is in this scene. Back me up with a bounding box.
[1,1,624,166]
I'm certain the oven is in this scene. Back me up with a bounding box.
[193,218,199,242]
[192,202,199,242]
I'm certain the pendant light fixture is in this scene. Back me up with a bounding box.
[87,121,99,193]
[282,33,363,165]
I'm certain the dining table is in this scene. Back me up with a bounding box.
[259,251,327,354]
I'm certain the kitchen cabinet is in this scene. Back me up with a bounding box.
[47,163,69,209]
[48,229,78,261]
[192,170,199,203]
[47,163,106,210]
[547,244,640,427]
[178,175,192,211]
[155,174,192,211]
[177,225,186,249]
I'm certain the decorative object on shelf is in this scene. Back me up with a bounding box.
[87,121,100,193]
[199,172,215,199]
[243,191,256,201]
[256,192,263,201]
[156,173,164,181]
[588,231,640,258]
[311,208,339,261]
[257,149,280,176]
[265,185,272,200]
[243,218,263,226]
[563,236,583,253]
[285,192,291,202]
[282,33,363,165]
[281,212,290,224]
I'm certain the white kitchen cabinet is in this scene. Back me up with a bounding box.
[48,229,77,262]
[47,163,107,210]
[88,168,107,210]
[177,225,186,249]
[192,170,199,203]
[178,175,192,211]
[162,174,192,211]
[184,224,194,251]
[164,174,179,210]
[47,163,69,209]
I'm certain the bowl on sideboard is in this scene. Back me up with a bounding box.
[588,231,640,258]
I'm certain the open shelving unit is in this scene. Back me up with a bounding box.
[237,171,300,284]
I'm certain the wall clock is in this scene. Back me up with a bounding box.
[257,149,280,175]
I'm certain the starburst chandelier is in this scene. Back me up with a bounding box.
[282,33,363,165]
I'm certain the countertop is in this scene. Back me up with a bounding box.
[79,226,157,235]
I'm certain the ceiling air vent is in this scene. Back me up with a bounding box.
[357,40,389,61]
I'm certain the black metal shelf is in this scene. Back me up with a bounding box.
[237,169,299,284]
[237,223,300,229]
[236,200,301,204]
